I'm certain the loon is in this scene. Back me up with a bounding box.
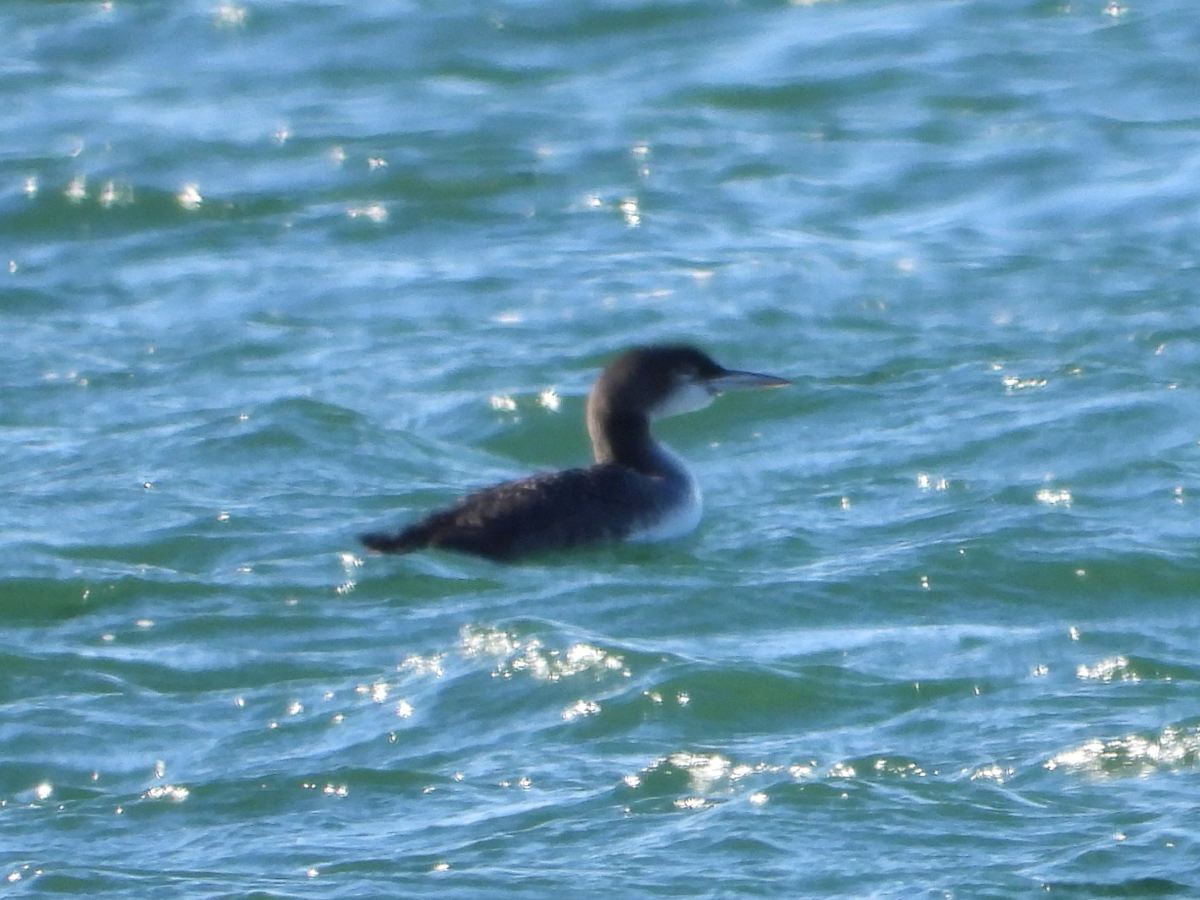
[360,344,788,561]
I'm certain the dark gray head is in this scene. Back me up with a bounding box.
[587,344,788,427]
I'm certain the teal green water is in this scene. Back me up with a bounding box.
[5,0,1200,896]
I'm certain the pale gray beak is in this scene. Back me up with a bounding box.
[706,368,791,394]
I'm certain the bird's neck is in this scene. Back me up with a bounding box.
[588,410,686,480]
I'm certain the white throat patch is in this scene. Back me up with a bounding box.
[650,380,714,420]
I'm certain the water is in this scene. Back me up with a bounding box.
[4,0,1200,896]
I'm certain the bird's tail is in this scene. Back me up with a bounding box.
[359,526,429,554]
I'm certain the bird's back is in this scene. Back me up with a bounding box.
[360,463,690,561]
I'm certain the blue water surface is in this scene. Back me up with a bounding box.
[4,0,1200,896]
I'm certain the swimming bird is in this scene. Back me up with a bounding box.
[360,344,788,561]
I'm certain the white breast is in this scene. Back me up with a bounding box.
[626,445,703,543]
[629,487,702,542]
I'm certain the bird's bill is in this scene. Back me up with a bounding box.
[707,369,791,393]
